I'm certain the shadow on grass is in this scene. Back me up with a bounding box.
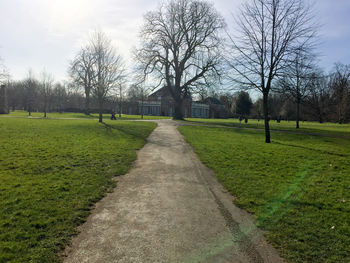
[182,120,350,139]
[101,122,155,141]
[272,141,347,157]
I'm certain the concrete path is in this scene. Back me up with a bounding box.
[63,120,283,263]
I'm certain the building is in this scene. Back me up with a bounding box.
[139,86,209,118]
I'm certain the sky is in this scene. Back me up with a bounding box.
[0,0,349,82]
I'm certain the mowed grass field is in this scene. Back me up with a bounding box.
[179,124,350,263]
[6,110,171,120]
[0,118,156,262]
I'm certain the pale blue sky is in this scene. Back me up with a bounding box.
[0,0,349,82]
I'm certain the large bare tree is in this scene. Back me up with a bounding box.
[69,31,125,122]
[136,0,225,120]
[227,0,317,142]
[90,31,126,123]
[69,46,95,115]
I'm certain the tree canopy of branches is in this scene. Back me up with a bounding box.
[227,0,317,142]
[304,70,330,123]
[0,57,10,85]
[329,64,350,124]
[24,70,39,116]
[279,48,314,128]
[136,0,226,120]
[40,70,54,118]
[91,31,125,122]
[69,46,95,114]
[70,31,126,122]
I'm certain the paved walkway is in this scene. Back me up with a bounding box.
[63,120,283,263]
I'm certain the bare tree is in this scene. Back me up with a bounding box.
[69,46,95,115]
[135,0,226,120]
[89,31,126,123]
[127,83,150,119]
[329,64,350,124]
[24,70,39,116]
[52,83,67,113]
[40,70,54,118]
[279,48,314,128]
[227,0,317,142]
[0,57,10,85]
[117,83,126,118]
[306,71,331,123]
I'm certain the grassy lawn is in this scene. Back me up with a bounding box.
[5,110,171,120]
[179,125,350,263]
[0,118,156,263]
[184,118,350,137]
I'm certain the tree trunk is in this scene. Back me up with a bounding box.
[44,99,47,118]
[85,94,90,115]
[173,98,184,120]
[119,98,122,118]
[318,106,323,123]
[141,97,144,119]
[98,99,103,123]
[263,92,271,143]
[296,99,300,129]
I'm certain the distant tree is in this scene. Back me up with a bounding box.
[23,70,39,116]
[268,93,289,119]
[89,31,126,123]
[305,71,331,123]
[279,49,314,128]
[69,46,95,115]
[219,93,235,116]
[136,0,226,120]
[0,57,9,85]
[251,98,263,120]
[329,64,350,124]
[116,84,126,118]
[0,58,10,114]
[52,83,67,112]
[227,0,317,142]
[6,81,22,111]
[280,98,296,121]
[40,70,54,118]
[65,81,86,111]
[0,84,8,114]
[233,91,252,117]
[127,83,150,119]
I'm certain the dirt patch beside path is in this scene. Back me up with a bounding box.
[63,120,283,263]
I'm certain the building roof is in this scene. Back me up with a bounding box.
[148,86,192,100]
[203,97,222,105]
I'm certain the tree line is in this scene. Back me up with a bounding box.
[227,64,350,125]
[0,0,349,142]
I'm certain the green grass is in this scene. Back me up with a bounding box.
[184,118,350,137]
[6,110,171,120]
[178,125,350,263]
[0,118,156,263]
